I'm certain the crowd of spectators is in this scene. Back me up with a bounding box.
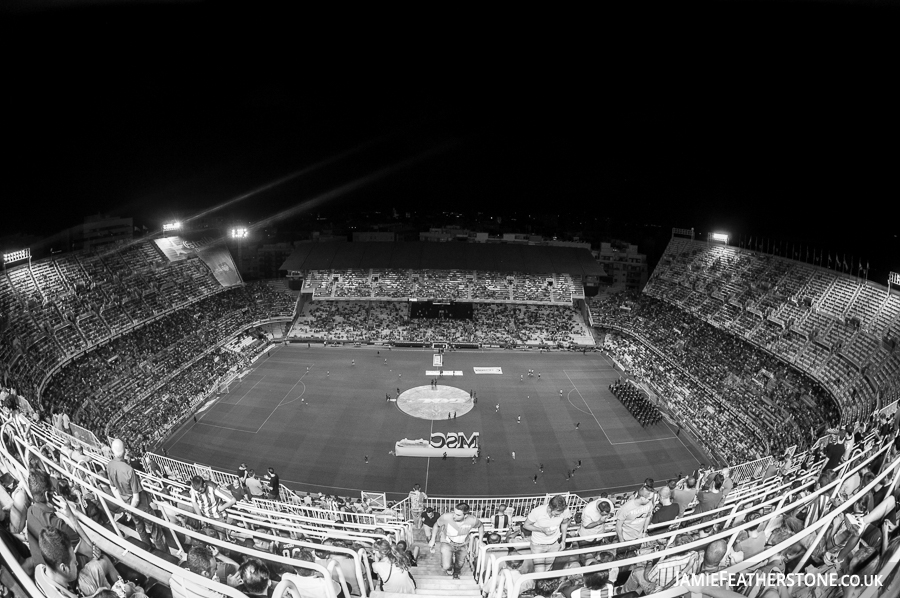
[305,269,577,304]
[591,291,839,458]
[291,301,593,346]
[39,282,296,445]
[602,333,765,465]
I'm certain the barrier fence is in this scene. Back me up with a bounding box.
[392,492,586,525]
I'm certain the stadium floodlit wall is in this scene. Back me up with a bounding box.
[280,241,606,278]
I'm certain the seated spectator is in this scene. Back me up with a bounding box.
[284,548,344,598]
[622,534,700,594]
[235,558,273,598]
[395,540,418,567]
[182,544,240,588]
[35,527,139,598]
[561,569,614,598]
[245,471,265,499]
[370,539,415,594]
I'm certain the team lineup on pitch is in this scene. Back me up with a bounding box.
[164,344,709,498]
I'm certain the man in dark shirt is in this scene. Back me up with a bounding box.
[422,506,440,542]
[649,492,680,535]
[264,467,280,500]
[824,434,846,471]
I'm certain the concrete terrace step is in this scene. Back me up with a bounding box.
[371,591,481,598]
[414,576,479,589]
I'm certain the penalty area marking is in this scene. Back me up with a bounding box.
[564,371,611,443]
[563,370,683,447]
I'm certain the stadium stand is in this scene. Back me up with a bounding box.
[1,234,899,598]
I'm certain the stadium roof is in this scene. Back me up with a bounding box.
[280,242,606,277]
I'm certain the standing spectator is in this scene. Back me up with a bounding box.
[523,495,571,572]
[694,475,725,519]
[264,467,280,500]
[188,475,236,539]
[615,486,654,543]
[578,497,613,540]
[649,491,680,534]
[105,439,166,551]
[429,502,483,579]
[720,467,734,500]
[422,507,439,542]
[824,432,846,471]
[245,471,265,499]
[408,483,427,529]
[673,477,699,516]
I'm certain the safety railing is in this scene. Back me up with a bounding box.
[496,439,900,598]
[481,438,894,597]
[0,418,371,598]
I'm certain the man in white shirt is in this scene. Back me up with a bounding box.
[578,496,614,541]
[523,495,571,572]
[429,502,484,579]
[244,471,265,499]
[615,486,654,543]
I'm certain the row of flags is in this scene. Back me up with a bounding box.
[740,237,870,276]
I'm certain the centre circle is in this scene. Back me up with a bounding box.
[397,385,474,420]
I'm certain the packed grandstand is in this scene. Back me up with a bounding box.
[0,233,899,598]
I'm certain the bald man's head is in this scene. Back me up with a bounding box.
[111,439,125,458]
[704,539,727,567]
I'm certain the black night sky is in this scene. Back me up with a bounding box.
[2,2,898,280]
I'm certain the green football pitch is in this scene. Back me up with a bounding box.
[163,345,709,499]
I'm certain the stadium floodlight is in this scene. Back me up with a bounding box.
[2,248,30,264]
[890,272,900,287]
[711,232,729,244]
[162,221,181,232]
[231,227,248,239]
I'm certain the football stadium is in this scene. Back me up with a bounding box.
[2,231,899,598]
[3,3,900,598]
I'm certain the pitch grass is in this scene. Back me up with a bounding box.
[163,345,709,500]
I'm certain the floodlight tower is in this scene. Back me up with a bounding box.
[2,248,31,272]
[231,227,248,274]
[162,221,181,237]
